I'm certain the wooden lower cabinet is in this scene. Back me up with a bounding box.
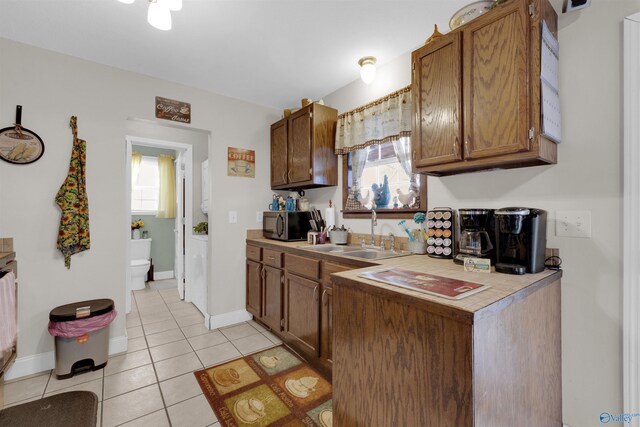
[245,260,262,318]
[245,243,358,375]
[261,265,283,332]
[332,276,562,427]
[320,286,333,365]
[283,273,320,359]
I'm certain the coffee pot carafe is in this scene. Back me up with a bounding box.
[454,209,495,265]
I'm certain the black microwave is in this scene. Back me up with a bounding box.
[263,211,311,241]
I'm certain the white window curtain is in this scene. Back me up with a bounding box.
[156,154,176,218]
[131,151,142,189]
[334,86,412,155]
[335,86,412,197]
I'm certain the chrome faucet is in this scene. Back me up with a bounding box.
[370,209,377,246]
[389,233,396,252]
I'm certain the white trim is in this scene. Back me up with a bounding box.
[5,336,128,381]
[153,270,174,280]
[125,135,195,314]
[207,310,253,330]
[624,14,640,424]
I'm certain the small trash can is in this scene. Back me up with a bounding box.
[48,299,116,379]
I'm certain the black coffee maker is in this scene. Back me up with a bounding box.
[453,209,495,265]
[494,207,547,275]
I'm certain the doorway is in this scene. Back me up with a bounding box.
[125,136,194,313]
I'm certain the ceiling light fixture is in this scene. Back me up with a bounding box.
[358,56,377,85]
[147,0,172,30]
[116,0,180,31]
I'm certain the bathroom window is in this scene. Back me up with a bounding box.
[132,156,159,213]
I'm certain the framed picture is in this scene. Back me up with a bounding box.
[0,125,45,164]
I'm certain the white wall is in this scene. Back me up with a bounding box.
[309,1,640,425]
[0,38,279,368]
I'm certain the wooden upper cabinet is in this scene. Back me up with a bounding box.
[463,0,529,160]
[411,0,558,176]
[412,31,463,167]
[288,109,313,184]
[270,119,288,188]
[270,103,338,190]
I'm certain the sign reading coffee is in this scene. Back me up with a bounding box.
[155,96,191,123]
[228,147,255,178]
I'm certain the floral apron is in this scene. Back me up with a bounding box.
[55,116,90,269]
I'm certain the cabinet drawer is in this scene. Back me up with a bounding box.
[263,249,283,268]
[285,253,320,280]
[246,245,262,262]
[322,262,353,288]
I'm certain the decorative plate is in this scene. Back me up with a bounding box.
[449,1,494,30]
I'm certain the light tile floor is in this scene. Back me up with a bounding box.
[1,279,282,426]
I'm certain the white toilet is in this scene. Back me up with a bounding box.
[130,238,152,291]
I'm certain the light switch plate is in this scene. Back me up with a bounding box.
[556,210,591,238]
[229,211,238,224]
[256,211,263,223]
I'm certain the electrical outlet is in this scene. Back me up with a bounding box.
[556,210,591,238]
[229,210,237,224]
[256,211,263,223]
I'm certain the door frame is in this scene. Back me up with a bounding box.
[623,11,640,420]
[125,136,194,312]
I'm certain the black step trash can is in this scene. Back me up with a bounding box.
[48,299,116,379]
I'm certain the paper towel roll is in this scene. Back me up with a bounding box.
[325,207,336,230]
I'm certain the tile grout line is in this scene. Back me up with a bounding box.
[132,287,174,427]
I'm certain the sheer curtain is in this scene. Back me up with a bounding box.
[351,147,369,197]
[131,151,142,189]
[156,154,176,218]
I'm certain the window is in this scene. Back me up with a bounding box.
[132,156,159,213]
[342,140,426,218]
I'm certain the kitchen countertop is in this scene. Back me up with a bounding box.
[247,237,562,322]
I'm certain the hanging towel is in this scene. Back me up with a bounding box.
[0,271,17,352]
[55,116,90,269]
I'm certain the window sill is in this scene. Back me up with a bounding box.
[342,208,420,219]
[131,211,158,216]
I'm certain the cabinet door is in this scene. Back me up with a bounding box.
[284,273,320,357]
[463,0,530,160]
[271,119,288,188]
[288,108,313,185]
[262,265,283,332]
[246,260,262,318]
[412,31,463,168]
[320,285,333,365]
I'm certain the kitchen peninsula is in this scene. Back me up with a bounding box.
[246,235,562,426]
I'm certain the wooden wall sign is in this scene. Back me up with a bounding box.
[228,147,255,178]
[155,96,191,123]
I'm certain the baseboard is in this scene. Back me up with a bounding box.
[153,271,174,280]
[5,335,128,381]
[208,309,252,330]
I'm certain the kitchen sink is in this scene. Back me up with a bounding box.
[297,244,361,254]
[298,244,411,260]
[343,249,411,260]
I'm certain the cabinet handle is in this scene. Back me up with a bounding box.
[412,150,416,161]
[261,267,265,280]
[313,285,319,301]
[287,170,292,182]
[453,137,459,157]
[465,138,471,158]
[321,289,327,305]
[282,170,286,183]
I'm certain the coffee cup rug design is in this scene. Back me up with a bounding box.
[195,345,332,426]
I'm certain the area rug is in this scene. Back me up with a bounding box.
[194,345,332,427]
